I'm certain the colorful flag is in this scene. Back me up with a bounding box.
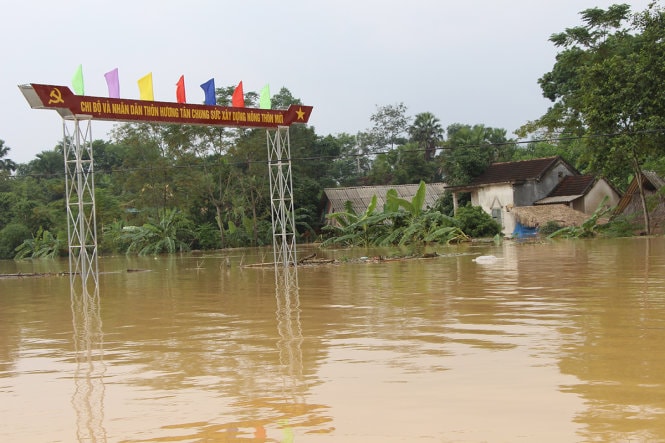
[232,81,244,107]
[259,84,271,109]
[104,68,120,98]
[72,64,84,95]
[176,75,186,103]
[200,78,216,105]
[137,72,154,101]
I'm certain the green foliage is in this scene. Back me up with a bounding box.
[322,183,470,249]
[122,208,194,255]
[385,180,426,218]
[442,124,515,186]
[193,223,222,250]
[14,227,66,259]
[525,3,665,232]
[294,207,317,242]
[101,220,131,254]
[358,103,411,154]
[0,223,31,259]
[539,221,563,237]
[600,215,638,238]
[0,140,17,174]
[409,112,444,161]
[322,195,387,247]
[454,204,502,238]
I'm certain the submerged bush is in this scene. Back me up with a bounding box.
[454,204,501,238]
[539,221,563,236]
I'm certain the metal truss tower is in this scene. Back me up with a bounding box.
[63,116,99,289]
[267,126,297,268]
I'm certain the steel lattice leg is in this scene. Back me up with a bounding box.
[63,116,98,290]
[267,126,297,268]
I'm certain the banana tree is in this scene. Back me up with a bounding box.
[322,195,390,246]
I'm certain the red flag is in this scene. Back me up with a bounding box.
[232,81,244,107]
[176,75,186,103]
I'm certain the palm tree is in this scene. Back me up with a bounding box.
[0,140,17,174]
[409,112,444,161]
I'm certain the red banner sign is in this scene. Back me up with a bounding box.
[24,84,313,129]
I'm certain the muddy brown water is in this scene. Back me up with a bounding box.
[1,238,665,442]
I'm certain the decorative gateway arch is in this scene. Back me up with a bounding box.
[19,83,314,283]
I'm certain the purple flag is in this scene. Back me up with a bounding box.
[104,68,120,98]
[200,78,216,105]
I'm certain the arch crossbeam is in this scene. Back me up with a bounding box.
[20,83,313,272]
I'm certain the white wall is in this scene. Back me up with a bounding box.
[471,183,515,236]
[584,179,621,213]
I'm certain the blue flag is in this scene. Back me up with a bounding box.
[200,78,216,105]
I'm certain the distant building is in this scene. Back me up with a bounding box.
[321,183,447,226]
[448,156,621,237]
[614,171,665,234]
[534,175,620,214]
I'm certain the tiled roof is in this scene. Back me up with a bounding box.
[547,175,595,197]
[466,157,562,186]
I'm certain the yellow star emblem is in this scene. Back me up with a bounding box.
[296,107,305,120]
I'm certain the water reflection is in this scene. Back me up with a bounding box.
[4,240,665,441]
[275,267,303,400]
[554,238,665,442]
[70,278,107,442]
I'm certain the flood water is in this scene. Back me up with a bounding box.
[2,237,665,442]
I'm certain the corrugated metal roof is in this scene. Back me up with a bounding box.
[323,183,447,215]
[615,171,665,214]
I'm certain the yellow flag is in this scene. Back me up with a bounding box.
[137,72,154,101]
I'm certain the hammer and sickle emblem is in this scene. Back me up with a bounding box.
[48,88,64,104]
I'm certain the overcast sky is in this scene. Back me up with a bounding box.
[2,0,654,164]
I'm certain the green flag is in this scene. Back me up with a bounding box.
[72,64,84,95]
[259,84,271,109]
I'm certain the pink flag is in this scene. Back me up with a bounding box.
[232,81,244,107]
[104,68,120,98]
[176,75,186,103]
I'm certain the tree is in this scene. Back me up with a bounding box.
[358,103,411,155]
[522,3,665,234]
[0,140,17,175]
[442,123,512,186]
[409,112,444,161]
[21,149,63,178]
[270,87,302,109]
[325,133,367,187]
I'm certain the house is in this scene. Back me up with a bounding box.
[321,182,447,225]
[534,175,621,214]
[614,171,665,234]
[448,157,579,236]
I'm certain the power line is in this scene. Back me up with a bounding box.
[4,127,665,181]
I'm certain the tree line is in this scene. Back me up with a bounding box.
[1,2,665,258]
